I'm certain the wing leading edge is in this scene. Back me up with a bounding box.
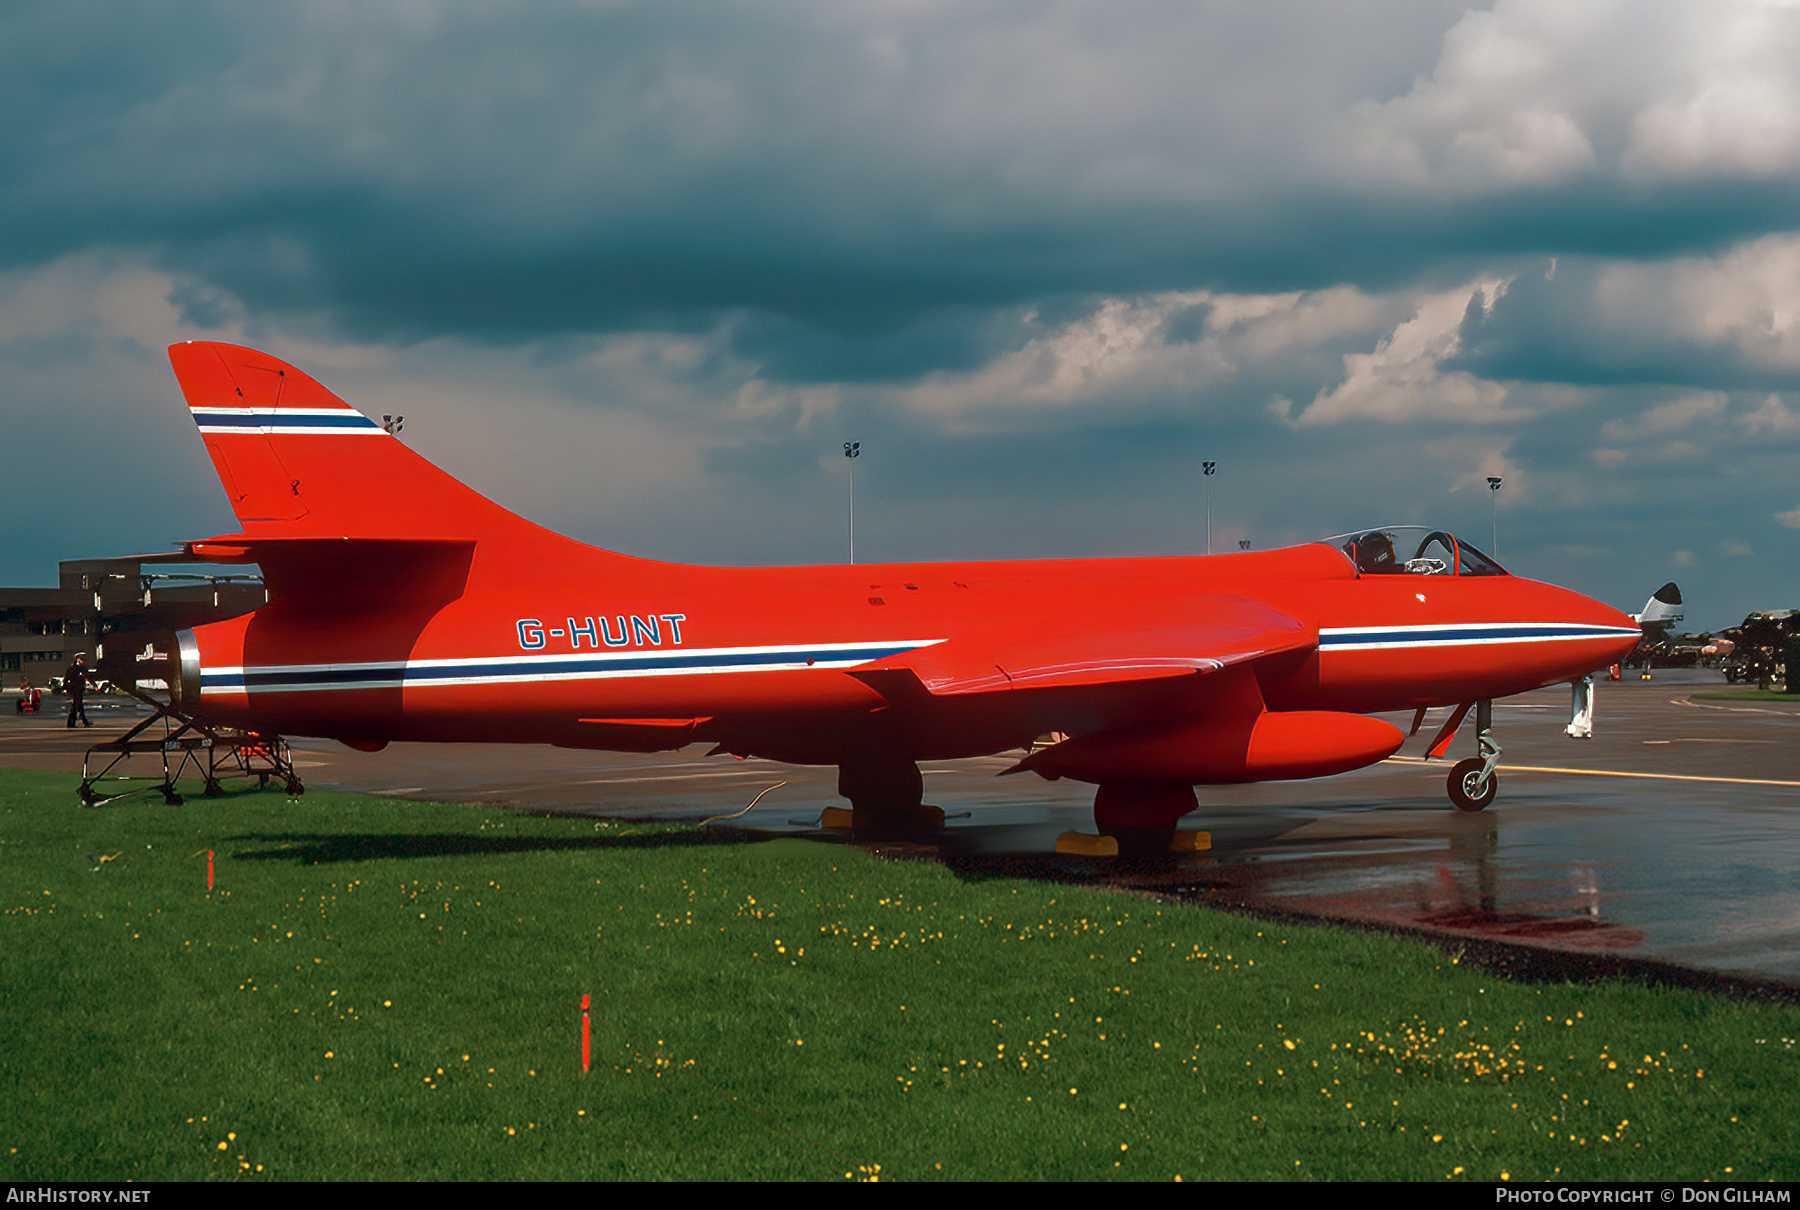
[848,594,1314,699]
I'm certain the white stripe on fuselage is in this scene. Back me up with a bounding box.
[1318,622,1640,652]
[199,639,945,695]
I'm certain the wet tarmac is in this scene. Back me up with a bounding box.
[6,670,1797,988]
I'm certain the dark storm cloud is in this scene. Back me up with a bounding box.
[6,1,1456,336]
[1441,233,1800,439]
[1454,253,1800,392]
[702,307,1010,384]
[11,0,1800,346]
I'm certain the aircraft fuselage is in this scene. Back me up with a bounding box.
[176,537,1639,767]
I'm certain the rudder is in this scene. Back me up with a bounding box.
[170,341,540,543]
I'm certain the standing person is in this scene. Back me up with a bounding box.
[64,655,92,728]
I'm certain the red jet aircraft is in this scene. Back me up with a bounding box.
[125,342,1643,838]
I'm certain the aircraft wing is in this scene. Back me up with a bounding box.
[850,594,1312,698]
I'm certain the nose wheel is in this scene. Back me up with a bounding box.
[1434,699,1501,812]
[1448,758,1499,812]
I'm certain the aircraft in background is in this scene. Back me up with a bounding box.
[1634,582,1684,633]
[1619,581,1685,678]
[100,343,1643,843]
[1715,609,1797,688]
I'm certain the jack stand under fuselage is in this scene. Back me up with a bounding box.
[825,757,945,836]
[1048,782,1213,857]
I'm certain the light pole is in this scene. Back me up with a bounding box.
[1203,461,1216,555]
[1487,475,1503,556]
[844,442,860,564]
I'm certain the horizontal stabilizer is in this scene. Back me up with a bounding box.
[184,533,475,562]
[181,533,476,609]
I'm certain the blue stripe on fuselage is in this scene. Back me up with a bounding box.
[200,642,926,694]
[1319,623,1639,649]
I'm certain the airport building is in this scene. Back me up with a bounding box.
[1,556,264,691]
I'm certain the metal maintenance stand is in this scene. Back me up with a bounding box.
[78,688,303,806]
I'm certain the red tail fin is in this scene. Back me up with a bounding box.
[169,342,541,543]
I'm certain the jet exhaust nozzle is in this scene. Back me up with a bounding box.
[94,631,189,701]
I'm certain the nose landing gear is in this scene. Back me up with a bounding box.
[1431,699,1502,812]
[1447,757,1499,812]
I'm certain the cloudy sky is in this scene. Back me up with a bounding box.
[7,0,1800,627]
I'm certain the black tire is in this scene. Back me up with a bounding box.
[77,783,98,807]
[1448,759,1498,812]
[285,779,305,796]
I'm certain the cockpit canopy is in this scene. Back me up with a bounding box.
[1319,527,1508,577]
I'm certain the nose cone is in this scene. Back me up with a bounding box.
[1549,583,1645,676]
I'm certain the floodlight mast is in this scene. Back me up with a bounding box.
[844,442,860,565]
[1487,475,1503,556]
[1203,461,1216,555]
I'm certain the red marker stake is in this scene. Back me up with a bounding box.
[581,995,591,1073]
[207,850,214,891]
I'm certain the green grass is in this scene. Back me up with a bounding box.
[2,768,1796,1182]
[1690,689,1800,703]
